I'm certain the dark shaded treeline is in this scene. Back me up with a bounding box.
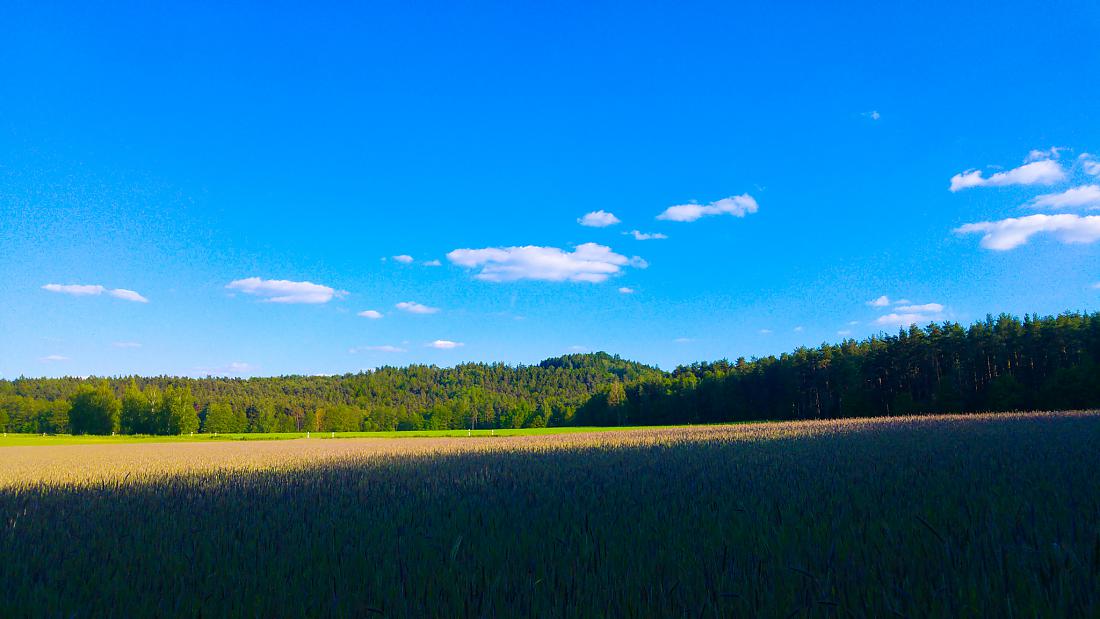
[576,312,1100,425]
[3,312,1099,434]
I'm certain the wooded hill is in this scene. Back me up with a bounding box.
[3,311,1098,434]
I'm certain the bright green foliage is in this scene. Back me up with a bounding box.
[67,382,120,435]
[319,404,361,432]
[162,386,198,435]
[201,402,246,433]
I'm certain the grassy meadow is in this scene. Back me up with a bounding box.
[1,412,1098,617]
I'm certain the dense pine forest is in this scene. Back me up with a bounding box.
[2,311,1098,434]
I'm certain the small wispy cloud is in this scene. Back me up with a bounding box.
[949,158,1066,192]
[867,295,891,307]
[793,326,804,333]
[618,287,635,294]
[673,337,695,344]
[112,341,142,349]
[40,354,69,362]
[626,230,668,240]
[226,278,345,304]
[837,330,853,337]
[357,310,383,319]
[759,329,773,335]
[578,210,621,227]
[423,259,442,267]
[657,194,758,223]
[395,301,440,314]
[350,345,407,353]
[1025,147,1064,162]
[427,340,464,349]
[43,284,149,303]
[862,110,881,121]
[195,361,255,376]
[1080,154,1100,176]
[393,255,415,264]
[894,303,944,313]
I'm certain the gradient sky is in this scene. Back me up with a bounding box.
[3,1,1100,378]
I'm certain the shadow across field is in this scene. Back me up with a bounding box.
[1,413,1098,617]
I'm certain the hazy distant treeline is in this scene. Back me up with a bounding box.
[2,312,1098,434]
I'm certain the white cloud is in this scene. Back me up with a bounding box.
[40,354,69,362]
[876,313,933,327]
[895,303,944,313]
[618,287,635,294]
[893,299,912,306]
[867,295,891,307]
[949,159,1066,192]
[578,210,621,227]
[1092,282,1100,290]
[428,340,464,349]
[43,283,149,302]
[43,284,105,296]
[1025,147,1064,162]
[393,255,415,264]
[837,330,853,337]
[112,341,142,349]
[447,243,645,283]
[423,259,442,267]
[657,194,759,222]
[568,345,589,352]
[108,288,149,303]
[793,326,804,332]
[862,110,881,121]
[759,329,773,335]
[350,345,407,353]
[1080,154,1100,176]
[1029,185,1100,210]
[226,277,345,304]
[357,310,383,319]
[626,230,668,240]
[395,301,439,314]
[673,337,695,343]
[955,214,1100,250]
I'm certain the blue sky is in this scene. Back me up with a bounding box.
[3,1,1099,378]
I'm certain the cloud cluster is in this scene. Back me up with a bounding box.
[657,194,759,222]
[955,214,1100,250]
[43,284,149,303]
[578,210,621,227]
[393,255,415,264]
[866,297,946,327]
[447,243,645,283]
[226,278,345,304]
[949,159,1065,192]
[626,230,667,240]
[357,310,383,319]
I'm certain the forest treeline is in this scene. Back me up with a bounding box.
[2,312,1099,435]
